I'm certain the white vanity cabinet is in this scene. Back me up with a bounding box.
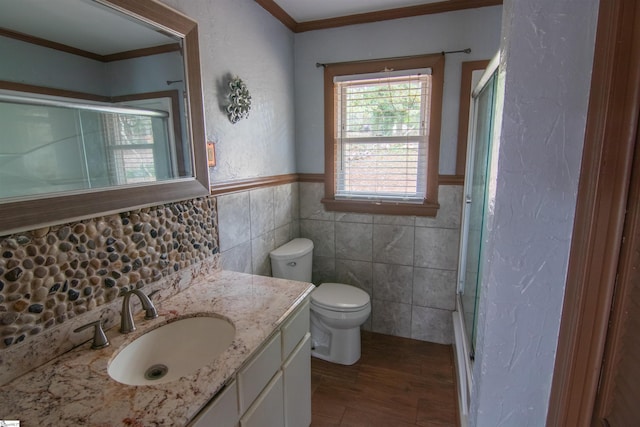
[240,372,284,427]
[283,333,311,427]
[281,298,311,427]
[238,331,282,414]
[189,298,311,427]
[190,380,239,427]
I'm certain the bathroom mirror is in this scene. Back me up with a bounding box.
[0,0,209,235]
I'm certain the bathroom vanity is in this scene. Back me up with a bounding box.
[0,270,314,426]
[191,298,311,427]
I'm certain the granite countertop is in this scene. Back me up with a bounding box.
[0,270,314,426]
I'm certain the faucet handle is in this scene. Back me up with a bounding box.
[138,291,158,320]
[74,320,110,349]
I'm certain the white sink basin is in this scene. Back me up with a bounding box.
[108,316,235,386]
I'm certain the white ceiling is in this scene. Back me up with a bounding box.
[273,0,446,22]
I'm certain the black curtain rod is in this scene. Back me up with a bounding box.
[315,48,471,68]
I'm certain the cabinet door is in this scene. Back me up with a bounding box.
[283,333,311,427]
[240,372,284,427]
[189,380,239,427]
[238,331,281,413]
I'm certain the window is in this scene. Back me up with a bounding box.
[102,113,166,184]
[335,71,430,201]
[107,93,184,184]
[322,55,444,216]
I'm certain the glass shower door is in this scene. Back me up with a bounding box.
[458,67,498,356]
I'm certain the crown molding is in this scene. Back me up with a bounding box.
[255,0,297,31]
[0,27,180,62]
[256,0,502,33]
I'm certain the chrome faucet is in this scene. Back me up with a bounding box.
[120,289,158,333]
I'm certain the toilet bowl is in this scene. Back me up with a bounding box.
[310,283,371,365]
[269,238,371,365]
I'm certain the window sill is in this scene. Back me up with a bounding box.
[321,198,439,217]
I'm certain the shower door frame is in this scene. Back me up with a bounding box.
[453,52,500,426]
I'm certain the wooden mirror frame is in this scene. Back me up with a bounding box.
[0,0,209,236]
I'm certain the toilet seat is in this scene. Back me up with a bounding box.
[311,283,370,312]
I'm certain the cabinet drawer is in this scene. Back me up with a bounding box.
[238,331,281,413]
[189,380,238,427]
[281,299,310,360]
[240,371,284,427]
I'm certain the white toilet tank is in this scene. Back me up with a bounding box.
[270,238,314,282]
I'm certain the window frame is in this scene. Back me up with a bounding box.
[322,54,445,216]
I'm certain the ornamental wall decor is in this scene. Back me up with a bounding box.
[226,77,251,124]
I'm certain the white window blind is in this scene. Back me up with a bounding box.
[103,114,158,184]
[334,70,431,203]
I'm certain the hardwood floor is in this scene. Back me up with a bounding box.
[310,331,459,427]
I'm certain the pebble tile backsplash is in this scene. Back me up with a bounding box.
[0,197,219,349]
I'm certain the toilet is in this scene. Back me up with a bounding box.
[270,238,371,365]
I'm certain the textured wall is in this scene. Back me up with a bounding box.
[0,37,180,97]
[469,0,599,425]
[293,6,502,175]
[0,37,108,95]
[107,51,185,96]
[162,0,297,183]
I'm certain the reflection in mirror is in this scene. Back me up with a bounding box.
[0,0,208,234]
[0,93,182,199]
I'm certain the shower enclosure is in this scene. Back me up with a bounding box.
[453,53,500,426]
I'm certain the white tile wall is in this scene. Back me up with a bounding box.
[217,192,251,252]
[335,222,372,261]
[250,187,275,239]
[217,183,299,276]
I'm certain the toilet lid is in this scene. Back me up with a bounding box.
[311,283,370,312]
[270,238,313,260]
